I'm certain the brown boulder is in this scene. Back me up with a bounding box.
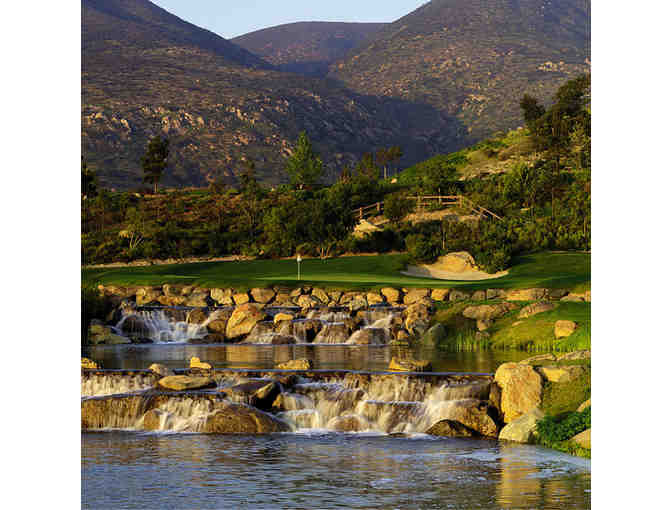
[404,288,430,305]
[494,363,543,423]
[226,303,266,339]
[202,402,290,434]
[250,287,275,304]
[537,365,587,383]
[506,288,549,301]
[518,301,557,318]
[327,414,369,432]
[381,287,402,303]
[157,375,216,391]
[276,359,313,371]
[430,399,499,437]
[430,288,451,302]
[136,287,161,306]
[463,302,517,321]
[388,357,432,372]
[211,288,234,305]
[425,419,482,438]
[233,292,250,305]
[554,320,577,338]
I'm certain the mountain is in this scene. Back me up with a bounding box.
[329,0,591,143]
[82,0,462,189]
[232,22,387,77]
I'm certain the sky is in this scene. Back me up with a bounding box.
[151,0,429,39]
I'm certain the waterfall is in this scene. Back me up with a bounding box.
[81,373,493,435]
[115,309,213,343]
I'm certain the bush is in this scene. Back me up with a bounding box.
[383,193,414,223]
[405,233,439,263]
[536,408,590,449]
[81,286,114,348]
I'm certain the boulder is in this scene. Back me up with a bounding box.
[206,311,230,334]
[180,286,195,296]
[419,323,448,347]
[291,319,323,343]
[327,414,369,432]
[548,288,570,300]
[348,328,387,345]
[296,294,321,309]
[276,359,313,371]
[157,375,216,391]
[425,419,482,438]
[156,295,187,306]
[449,290,470,302]
[557,350,591,362]
[81,357,99,369]
[162,284,183,297]
[233,292,250,305]
[185,292,210,308]
[222,380,281,411]
[404,288,430,305]
[518,301,557,318]
[537,365,587,383]
[190,357,212,370]
[486,289,504,300]
[136,287,161,306]
[431,398,499,437]
[211,288,234,306]
[311,288,329,304]
[430,288,452,302]
[226,303,266,339]
[554,320,577,339]
[476,319,493,331]
[290,288,304,297]
[571,428,591,449]
[186,309,208,325]
[269,334,296,345]
[471,290,486,301]
[506,288,548,301]
[273,313,295,324]
[381,287,402,303]
[327,290,343,303]
[388,357,432,372]
[577,399,591,413]
[463,303,517,321]
[250,288,275,304]
[494,362,543,423]
[498,407,545,443]
[148,363,174,377]
[313,323,350,344]
[366,292,385,305]
[202,402,290,434]
[88,324,131,345]
[404,303,431,331]
[560,294,584,302]
[348,295,368,312]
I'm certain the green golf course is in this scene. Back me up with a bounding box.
[82,251,590,292]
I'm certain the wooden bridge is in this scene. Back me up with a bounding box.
[352,195,502,221]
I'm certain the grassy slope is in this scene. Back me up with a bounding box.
[82,251,589,291]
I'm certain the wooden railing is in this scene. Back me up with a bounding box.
[352,195,502,221]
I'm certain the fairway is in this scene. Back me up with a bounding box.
[82,252,590,291]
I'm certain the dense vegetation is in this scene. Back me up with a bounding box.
[82,75,590,273]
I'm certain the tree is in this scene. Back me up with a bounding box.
[384,193,414,224]
[81,159,98,197]
[355,152,379,181]
[141,136,170,194]
[285,131,323,189]
[520,94,546,128]
[375,146,403,179]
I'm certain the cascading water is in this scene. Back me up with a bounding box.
[81,373,158,397]
[115,309,212,343]
[81,371,495,436]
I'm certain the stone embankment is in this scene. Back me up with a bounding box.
[89,283,590,345]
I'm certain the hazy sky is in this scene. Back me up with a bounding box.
[151,0,428,39]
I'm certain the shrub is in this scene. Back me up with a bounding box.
[536,408,590,451]
[405,233,439,263]
[383,193,414,223]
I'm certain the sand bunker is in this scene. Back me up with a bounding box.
[401,251,509,281]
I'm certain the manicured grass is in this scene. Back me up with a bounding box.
[488,302,591,352]
[82,251,589,291]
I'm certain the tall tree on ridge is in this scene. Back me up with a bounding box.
[142,136,170,194]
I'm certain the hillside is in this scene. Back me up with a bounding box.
[82,0,464,189]
[233,22,387,77]
[329,0,590,144]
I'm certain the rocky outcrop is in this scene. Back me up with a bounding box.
[327,414,369,432]
[419,323,447,347]
[222,380,281,411]
[537,365,587,383]
[498,407,545,443]
[189,357,212,370]
[506,288,549,301]
[494,363,543,423]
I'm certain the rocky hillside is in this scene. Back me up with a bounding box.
[82,0,463,189]
[232,22,387,77]
[329,0,591,144]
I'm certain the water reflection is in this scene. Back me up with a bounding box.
[84,343,532,373]
[82,432,590,509]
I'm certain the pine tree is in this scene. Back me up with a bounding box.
[285,131,323,189]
